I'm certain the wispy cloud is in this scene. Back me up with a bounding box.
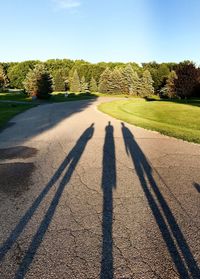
[53,0,81,10]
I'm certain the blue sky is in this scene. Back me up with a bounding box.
[0,0,200,64]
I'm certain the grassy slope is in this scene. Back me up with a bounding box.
[0,103,35,129]
[98,98,200,143]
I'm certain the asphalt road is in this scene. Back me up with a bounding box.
[0,98,199,279]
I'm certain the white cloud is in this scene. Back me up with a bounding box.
[53,0,81,10]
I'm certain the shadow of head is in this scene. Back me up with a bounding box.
[193,183,200,193]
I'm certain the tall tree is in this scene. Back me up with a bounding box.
[24,64,53,99]
[98,68,112,93]
[173,62,200,98]
[130,71,140,95]
[122,64,141,95]
[80,76,88,92]
[53,69,67,91]
[122,64,136,94]
[110,68,124,94]
[0,65,8,91]
[90,77,98,92]
[8,60,39,89]
[164,70,178,98]
[70,70,81,92]
[139,70,154,97]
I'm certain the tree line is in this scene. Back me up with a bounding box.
[0,59,200,99]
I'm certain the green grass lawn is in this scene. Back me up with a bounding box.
[0,92,31,102]
[0,103,35,129]
[98,98,200,143]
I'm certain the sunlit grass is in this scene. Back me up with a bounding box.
[98,98,200,143]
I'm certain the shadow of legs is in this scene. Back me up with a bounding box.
[121,123,200,279]
[101,122,116,279]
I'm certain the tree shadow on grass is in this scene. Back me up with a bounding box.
[0,124,94,278]
[101,121,116,279]
[121,122,200,279]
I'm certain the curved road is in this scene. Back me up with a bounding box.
[0,98,199,279]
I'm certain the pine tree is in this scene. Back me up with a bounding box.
[70,70,81,92]
[110,68,124,94]
[90,77,98,92]
[80,76,88,92]
[98,68,112,93]
[122,64,138,94]
[165,70,177,98]
[130,71,140,95]
[53,70,66,92]
[23,64,53,99]
[139,70,154,97]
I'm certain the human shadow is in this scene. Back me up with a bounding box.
[193,183,200,193]
[121,123,200,279]
[0,124,94,277]
[101,122,116,279]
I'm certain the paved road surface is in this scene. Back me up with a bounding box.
[0,98,199,279]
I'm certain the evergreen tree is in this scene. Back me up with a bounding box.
[53,69,66,91]
[139,70,154,97]
[130,71,140,95]
[70,70,81,92]
[98,68,112,93]
[24,64,53,99]
[164,70,178,98]
[90,77,98,92]
[80,76,88,92]
[122,64,136,94]
[110,68,124,94]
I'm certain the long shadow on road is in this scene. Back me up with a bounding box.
[101,121,116,279]
[0,124,94,278]
[121,122,200,279]
[0,98,96,143]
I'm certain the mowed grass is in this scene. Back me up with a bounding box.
[98,98,200,143]
[0,103,35,129]
[0,92,31,102]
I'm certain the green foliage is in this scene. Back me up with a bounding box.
[90,77,98,92]
[139,70,154,97]
[163,70,178,98]
[109,68,124,94]
[52,69,68,92]
[122,64,140,94]
[8,61,39,89]
[173,62,200,99]
[98,68,112,93]
[142,62,173,92]
[0,66,6,91]
[24,64,53,99]
[80,76,89,92]
[70,70,81,92]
